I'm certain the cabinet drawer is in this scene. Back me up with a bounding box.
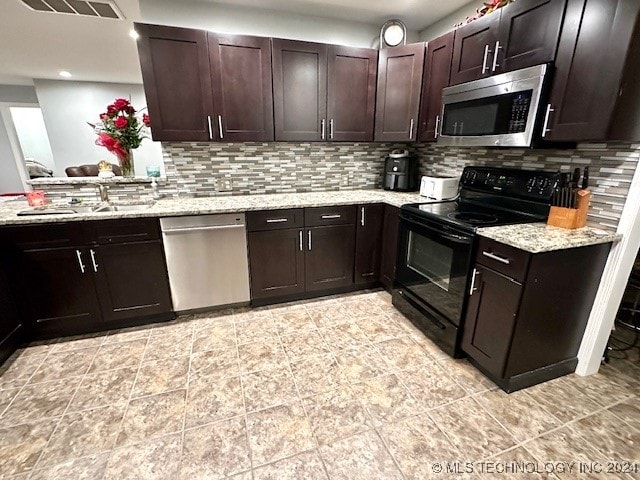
[247,209,304,232]
[0,223,85,250]
[475,237,530,283]
[89,218,161,245]
[305,205,356,227]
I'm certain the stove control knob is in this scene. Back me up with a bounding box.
[393,166,398,172]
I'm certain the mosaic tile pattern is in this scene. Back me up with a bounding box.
[0,290,638,479]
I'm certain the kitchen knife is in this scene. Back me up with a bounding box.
[572,167,581,186]
[582,166,589,189]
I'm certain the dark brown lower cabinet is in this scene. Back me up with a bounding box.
[0,219,174,341]
[462,237,611,392]
[355,204,384,285]
[17,248,102,339]
[305,224,355,292]
[0,263,25,365]
[380,205,400,291]
[248,228,305,300]
[93,242,173,323]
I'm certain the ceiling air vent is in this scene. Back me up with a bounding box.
[20,0,124,19]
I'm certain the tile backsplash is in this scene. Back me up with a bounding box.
[39,141,638,232]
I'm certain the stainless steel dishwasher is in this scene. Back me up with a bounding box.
[160,214,251,312]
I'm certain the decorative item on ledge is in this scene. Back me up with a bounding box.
[88,97,151,177]
[454,0,514,28]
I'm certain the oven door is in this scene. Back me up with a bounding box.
[396,212,474,326]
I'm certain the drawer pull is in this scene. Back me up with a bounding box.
[482,251,510,265]
[266,218,288,223]
[299,230,303,251]
[469,268,479,295]
[321,214,341,219]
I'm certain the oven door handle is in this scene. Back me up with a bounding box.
[402,215,473,245]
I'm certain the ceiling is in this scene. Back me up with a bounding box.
[0,0,473,87]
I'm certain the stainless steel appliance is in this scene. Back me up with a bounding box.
[393,166,559,357]
[383,150,419,191]
[437,64,550,148]
[419,175,459,200]
[160,214,251,312]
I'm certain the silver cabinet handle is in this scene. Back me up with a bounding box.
[469,268,479,295]
[492,40,501,71]
[360,207,365,227]
[542,103,555,137]
[434,115,440,138]
[481,44,491,74]
[409,118,414,140]
[217,115,224,139]
[266,218,288,223]
[207,115,214,140]
[308,230,312,251]
[75,249,86,274]
[89,249,98,273]
[329,119,334,140]
[320,119,326,140]
[482,251,510,264]
[321,214,341,219]
[299,230,303,252]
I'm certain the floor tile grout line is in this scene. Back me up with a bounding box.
[176,317,196,479]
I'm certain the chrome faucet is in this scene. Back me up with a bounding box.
[96,184,109,203]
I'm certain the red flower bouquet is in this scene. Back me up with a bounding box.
[89,97,150,177]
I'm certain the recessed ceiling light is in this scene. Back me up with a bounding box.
[59,70,72,78]
[129,29,139,40]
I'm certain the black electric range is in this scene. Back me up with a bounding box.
[392,166,559,357]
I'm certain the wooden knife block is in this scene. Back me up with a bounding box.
[547,190,591,229]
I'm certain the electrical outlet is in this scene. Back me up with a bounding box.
[218,178,233,192]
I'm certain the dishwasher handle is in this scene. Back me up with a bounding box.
[162,224,246,235]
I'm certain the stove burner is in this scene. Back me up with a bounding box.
[447,212,499,224]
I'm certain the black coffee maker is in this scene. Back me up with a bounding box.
[383,150,419,191]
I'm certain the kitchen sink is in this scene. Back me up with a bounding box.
[16,202,155,216]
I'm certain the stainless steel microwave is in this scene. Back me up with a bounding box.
[437,64,550,147]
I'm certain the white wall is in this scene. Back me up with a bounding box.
[33,79,164,177]
[139,0,395,49]
[0,85,38,193]
[419,0,478,41]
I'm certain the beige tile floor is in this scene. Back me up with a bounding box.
[0,290,639,479]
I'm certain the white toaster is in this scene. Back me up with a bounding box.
[419,175,460,200]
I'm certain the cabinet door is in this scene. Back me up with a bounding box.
[327,45,377,142]
[544,0,640,141]
[461,266,522,378]
[18,248,101,339]
[379,205,400,291]
[135,23,214,141]
[374,43,425,142]
[418,31,454,142]
[354,204,384,285]
[496,0,566,73]
[92,242,173,323]
[272,39,328,141]
[305,225,355,292]
[0,264,24,366]
[208,33,274,141]
[450,13,500,85]
[248,229,305,300]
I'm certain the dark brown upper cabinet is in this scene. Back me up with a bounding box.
[272,39,377,141]
[136,23,274,142]
[272,39,328,141]
[327,46,378,142]
[208,33,274,142]
[418,32,454,142]
[375,43,426,142]
[450,0,566,85]
[136,23,214,142]
[543,0,640,141]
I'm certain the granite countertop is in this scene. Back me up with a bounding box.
[477,222,621,253]
[0,192,621,253]
[0,190,426,226]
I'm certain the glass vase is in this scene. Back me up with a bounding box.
[119,150,135,178]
